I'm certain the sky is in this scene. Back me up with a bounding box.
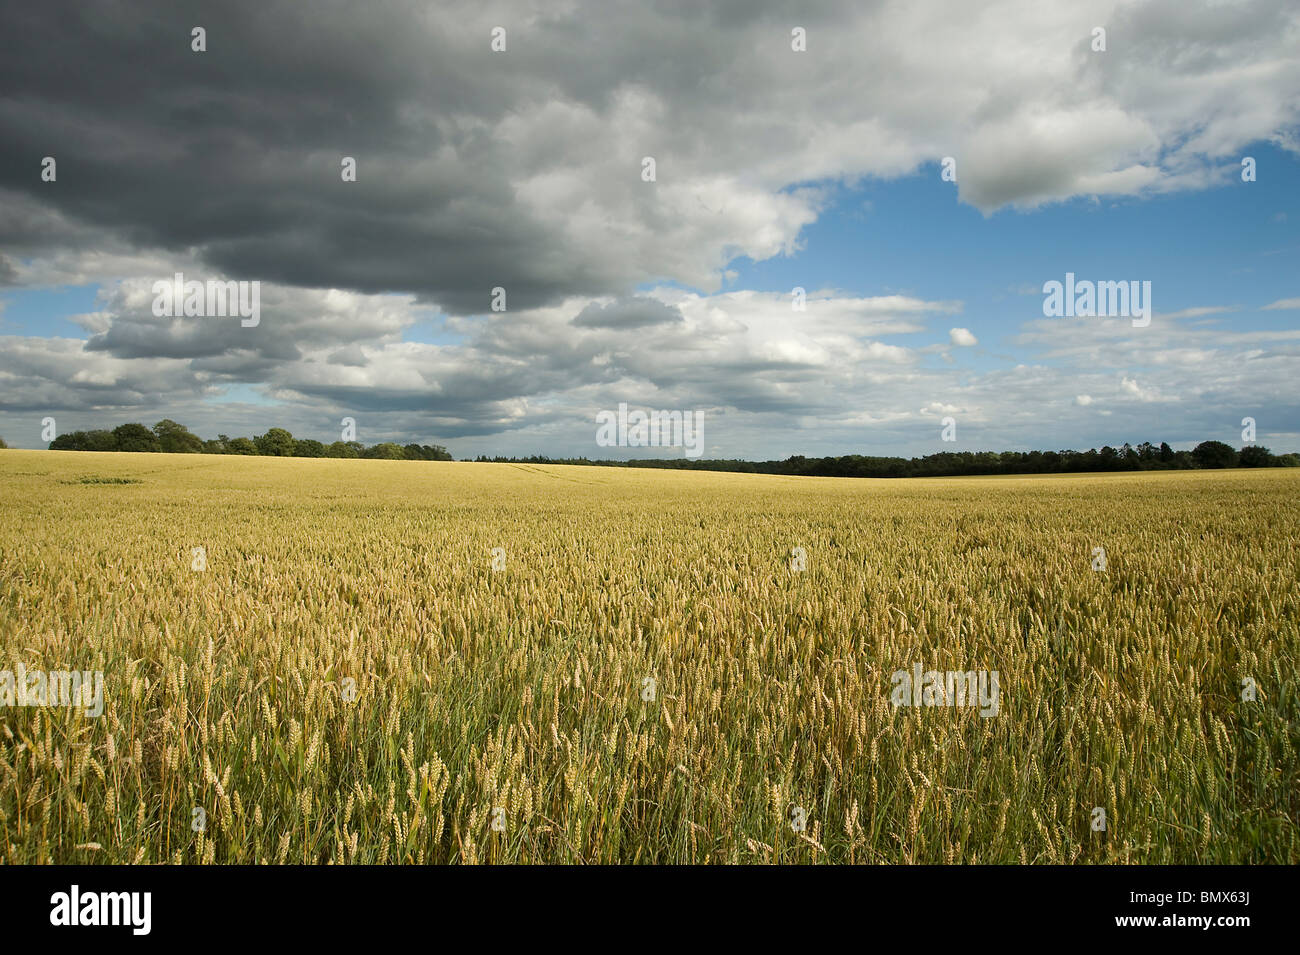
[1,0,1299,459]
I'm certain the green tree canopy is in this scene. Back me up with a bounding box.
[112,423,159,453]
[363,442,407,460]
[82,430,119,451]
[1238,445,1275,467]
[1192,440,1237,469]
[254,428,296,457]
[154,419,203,453]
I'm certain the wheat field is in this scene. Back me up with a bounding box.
[0,450,1296,864]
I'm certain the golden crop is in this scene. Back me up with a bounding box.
[0,450,1297,863]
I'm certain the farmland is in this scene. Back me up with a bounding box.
[0,450,1297,863]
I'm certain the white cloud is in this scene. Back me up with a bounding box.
[1120,376,1172,403]
[949,327,978,347]
[921,402,964,416]
[1159,306,1239,321]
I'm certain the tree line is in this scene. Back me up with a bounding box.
[41,420,452,461]
[475,440,1299,477]
[9,424,1298,476]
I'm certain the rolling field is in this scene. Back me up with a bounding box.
[0,450,1297,864]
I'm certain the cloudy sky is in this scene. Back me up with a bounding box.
[2,0,1299,458]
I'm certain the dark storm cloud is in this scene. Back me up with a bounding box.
[0,0,642,313]
[327,344,368,367]
[571,297,684,330]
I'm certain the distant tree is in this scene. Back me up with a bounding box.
[254,428,296,457]
[1192,440,1237,469]
[325,441,361,458]
[227,436,257,455]
[397,443,452,461]
[363,442,407,460]
[201,438,226,454]
[1276,453,1300,468]
[153,419,203,454]
[294,438,326,457]
[1238,445,1275,467]
[1159,442,1174,463]
[0,437,7,449]
[84,430,118,451]
[112,423,160,453]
